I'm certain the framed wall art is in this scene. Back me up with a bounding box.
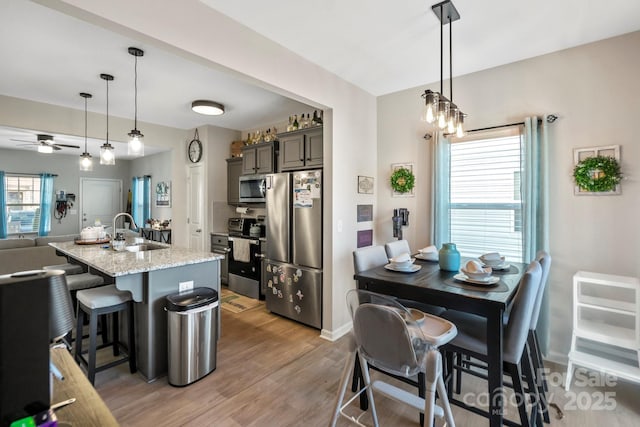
[357,229,373,248]
[390,163,415,197]
[156,181,171,207]
[573,145,622,196]
[358,175,374,194]
[357,204,373,222]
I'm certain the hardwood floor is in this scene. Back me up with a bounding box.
[95,303,640,426]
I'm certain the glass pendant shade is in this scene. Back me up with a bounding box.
[456,113,465,137]
[80,153,93,171]
[447,106,458,134]
[424,91,439,123]
[100,143,115,165]
[437,100,450,129]
[128,130,144,156]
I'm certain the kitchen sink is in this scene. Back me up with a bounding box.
[124,243,166,252]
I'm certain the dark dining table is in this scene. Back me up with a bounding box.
[354,256,526,427]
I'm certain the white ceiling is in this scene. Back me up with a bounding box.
[1,0,640,158]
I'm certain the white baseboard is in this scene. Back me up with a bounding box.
[320,321,352,342]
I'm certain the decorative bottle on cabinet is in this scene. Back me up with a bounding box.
[439,243,460,271]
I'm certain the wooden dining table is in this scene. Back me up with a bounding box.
[354,256,526,427]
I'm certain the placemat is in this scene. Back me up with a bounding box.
[444,277,509,293]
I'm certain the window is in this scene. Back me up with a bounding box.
[448,133,524,262]
[4,174,42,235]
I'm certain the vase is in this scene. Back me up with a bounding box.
[439,243,460,272]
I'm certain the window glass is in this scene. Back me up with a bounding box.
[4,175,42,234]
[449,135,523,261]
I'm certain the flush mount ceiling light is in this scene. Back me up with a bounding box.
[191,100,225,116]
[422,0,466,137]
[79,92,93,171]
[127,47,144,156]
[99,73,115,165]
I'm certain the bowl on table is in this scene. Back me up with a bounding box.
[479,252,505,267]
[389,252,415,270]
[460,259,493,281]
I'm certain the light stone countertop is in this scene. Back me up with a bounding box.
[50,240,222,277]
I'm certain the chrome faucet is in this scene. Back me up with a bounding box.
[111,212,138,250]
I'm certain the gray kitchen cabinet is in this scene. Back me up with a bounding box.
[278,127,323,171]
[226,157,243,205]
[241,142,276,175]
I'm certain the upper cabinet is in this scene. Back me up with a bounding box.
[227,157,243,205]
[241,141,277,175]
[278,128,323,171]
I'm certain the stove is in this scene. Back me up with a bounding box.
[227,217,265,299]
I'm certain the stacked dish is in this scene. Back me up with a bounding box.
[416,245,438,261]
[479,252,510,270]
[454,259,499,285]
[385,252,421,273]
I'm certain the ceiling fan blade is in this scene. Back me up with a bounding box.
[53,143,80,149]
[10,138,37,144]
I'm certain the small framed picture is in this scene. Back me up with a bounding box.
[357,229,373,248]
[358,176,374,194]
[357,204,373,222]
[391,163,415,197]
[156,181,171,207]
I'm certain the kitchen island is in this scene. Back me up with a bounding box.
[50,240,222,382]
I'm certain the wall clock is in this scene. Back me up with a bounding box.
[188,129,202,163]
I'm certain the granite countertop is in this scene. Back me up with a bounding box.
[50,240,223,277]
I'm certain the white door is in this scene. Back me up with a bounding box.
[187,164,205,250]
[80,178,122,230]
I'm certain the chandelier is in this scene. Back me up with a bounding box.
[422,0,465,137]
[127,47,145,156]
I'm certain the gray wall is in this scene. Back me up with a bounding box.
[0,148,131,236]
[377,31,640,363]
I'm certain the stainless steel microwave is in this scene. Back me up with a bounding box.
[239,174,267,203]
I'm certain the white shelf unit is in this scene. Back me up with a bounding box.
[566,271,640,390]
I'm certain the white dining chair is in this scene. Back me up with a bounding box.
[384,239,411,259]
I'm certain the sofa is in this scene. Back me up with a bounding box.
[0,235,80,275]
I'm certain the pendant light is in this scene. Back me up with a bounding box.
[127,47,144,156]
[422,0,466,138]
[99,73,115,165]
[79,92,93,171]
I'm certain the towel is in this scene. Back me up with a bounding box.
[233,238,251,263]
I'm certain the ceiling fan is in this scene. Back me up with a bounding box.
[11,134,80,153]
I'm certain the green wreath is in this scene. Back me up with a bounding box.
[390,167,415,193]
[573,155,622,192]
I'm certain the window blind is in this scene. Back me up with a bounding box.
[449,135,523,262]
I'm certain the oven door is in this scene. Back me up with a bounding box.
[228,237,261,281]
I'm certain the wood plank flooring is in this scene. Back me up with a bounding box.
[95,302,640,426]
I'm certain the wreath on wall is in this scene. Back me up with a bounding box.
[390,167,415,193]
[573,155,622,192]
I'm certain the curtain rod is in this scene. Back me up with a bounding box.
[440,114,558,138]
[2,172,58,177]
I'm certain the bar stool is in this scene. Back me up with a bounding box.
[75,284,136,385]
[43,262,84,275]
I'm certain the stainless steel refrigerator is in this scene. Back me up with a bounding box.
[263,170,322,329]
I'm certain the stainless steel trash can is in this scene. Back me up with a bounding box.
[166,287,218,386]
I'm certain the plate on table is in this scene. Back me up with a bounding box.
[415,253,438,261]
[384,263,422,273]
[453,273,500,286]
[483,262,510,271]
